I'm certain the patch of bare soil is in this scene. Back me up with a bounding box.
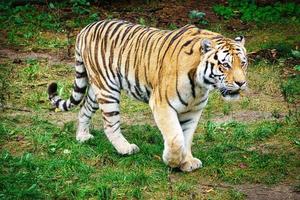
[236,184,300,200]
[1,135,33,157]
[211,110,281,124]
[195,182,299,200]
[103,0,226,28]
[0,47,74,66]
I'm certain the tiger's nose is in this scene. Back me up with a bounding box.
[235,81,246,87]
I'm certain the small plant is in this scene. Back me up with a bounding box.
[189,10,205,20]
[71,0,91,15]
[223,103,232,115]
[138,17,147,26]
[291,50,300,59]
[213,5,234,20]
[213,2,300,23]
[204,121,216,142]
[281,75,300,103]
[294,65,300,71]
[23,59,40,80]
[252,122,280,141]
[97,185,114,200]
[240,97,250,109]
[188,10,208,25]
[168,23,177,30]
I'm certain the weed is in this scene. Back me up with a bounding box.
[240,97,250,109]
[223,103,232,115]
[213,2,300,23]
[227,189,245,200]
[138,17,147,26]
[97,185,115,200]
[252,121,281,141]
[71,0,91,15]
[22,59,40,80]
[168,23,178,30]
[213,5,234,20]
[188,10,208,25]
[281,75,300,103]
[204,121,216,142]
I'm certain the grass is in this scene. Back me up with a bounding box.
[0,112,299,199]
[0,2,300,199]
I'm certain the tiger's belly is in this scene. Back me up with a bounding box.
[120,77,151,103]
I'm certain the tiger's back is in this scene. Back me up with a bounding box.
[76,20,220,106]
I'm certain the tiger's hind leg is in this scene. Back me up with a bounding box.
[93,86,139,155]
[76,87,99,142]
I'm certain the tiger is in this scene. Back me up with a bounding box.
[48,19,247,172]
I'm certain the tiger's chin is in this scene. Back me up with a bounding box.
[220,89,241,101]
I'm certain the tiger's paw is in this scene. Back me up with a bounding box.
[163,147,185,168]
[180,157,202,172]
[76,130,94,143]
[117,143,140,155]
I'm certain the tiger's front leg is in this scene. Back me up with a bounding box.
[179,110,203,172]
[150,102,186,168]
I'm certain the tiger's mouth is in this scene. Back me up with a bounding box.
[220,88,241,97]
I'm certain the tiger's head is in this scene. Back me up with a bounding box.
[196,36,248,100]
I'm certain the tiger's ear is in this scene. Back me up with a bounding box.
[201,39,212,53]
[235,36,245,46]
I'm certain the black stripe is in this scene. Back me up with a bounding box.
[112,124,120,133]
[116,70,123,89]
[74,85,87,93]
[83,112,91,119]
[129,88,142,100]
[87,94,98,104]
[107,120,120,128]
[203,77,215,85]
[182,128,188,132]
[214,54,218,60]
[188,69,196,98]
[100,39,119,91]
[195,97,208,106]
[176,88,188,106]
[180,119,192,125]
[103,21,119,50]
[70,95,81,105]
[75,71,87,78]
[110,22,124,39]
[86,100,98,112]
[103,111,120,117]
[92,21,104,41]
[102,93,120,103]
[165,91,178,113]
[204,61,209,75]
[209,63,216,79]
[55,99,62,108]
[63,102,68,111]
[92,34,120,94]
[76,60,84,66]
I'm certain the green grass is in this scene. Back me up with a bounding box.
[281,75,300,103]
[0,111,299,199]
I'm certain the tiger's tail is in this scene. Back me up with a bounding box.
[48,49,88,111]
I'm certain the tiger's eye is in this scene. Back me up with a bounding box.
[223,63,230,68]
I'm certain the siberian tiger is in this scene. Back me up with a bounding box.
[48,19,247,172]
